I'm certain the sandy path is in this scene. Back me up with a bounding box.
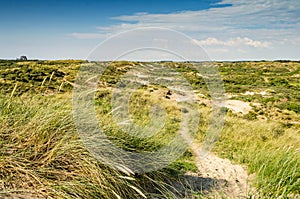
[170,146,254,198]
[192,150,252,198]
[170,140,253,198]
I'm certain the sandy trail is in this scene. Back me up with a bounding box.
[191,148,252,198]
[170,146,254,198]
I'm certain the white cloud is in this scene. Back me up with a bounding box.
[106,0,299,34]
[195,37,271,48]
[69,0,300,60]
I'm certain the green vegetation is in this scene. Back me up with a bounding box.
[0,91,195,198]
[212,116,299,198]
[0,60,299,198]
[218,61,300,122]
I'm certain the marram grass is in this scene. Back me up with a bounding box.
[0,94,186,198]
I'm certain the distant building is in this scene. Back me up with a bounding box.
[17,56,27,61]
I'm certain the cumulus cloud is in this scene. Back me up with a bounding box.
[195,37,271,48]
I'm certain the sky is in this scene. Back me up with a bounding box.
[0,0,299,61]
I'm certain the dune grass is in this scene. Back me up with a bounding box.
[0,60,299,198]
[0,93,144,198]
[0,91,199,198]
[210,113,300,198]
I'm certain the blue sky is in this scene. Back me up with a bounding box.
[0,0,299,60]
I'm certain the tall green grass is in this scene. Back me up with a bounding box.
[0,94,168,198]
[0,94,141,198]
[211,114,300,198]
[0,92,200,198]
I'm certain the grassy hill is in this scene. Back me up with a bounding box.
[0,60,299,198]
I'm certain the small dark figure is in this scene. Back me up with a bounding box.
[165,90,172,99]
